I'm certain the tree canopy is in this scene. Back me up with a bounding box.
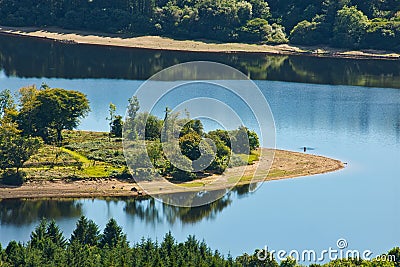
[18,87,90,144]
[123,102,261,182]
[0,121,42,175]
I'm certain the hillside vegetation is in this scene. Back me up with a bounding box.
[0,0,399,50]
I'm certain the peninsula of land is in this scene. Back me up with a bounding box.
[0,145,344,200]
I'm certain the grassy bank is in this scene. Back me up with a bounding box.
[22,131,126,181]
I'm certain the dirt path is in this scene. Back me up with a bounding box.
[0,26,399,60]
[0,149,344,200]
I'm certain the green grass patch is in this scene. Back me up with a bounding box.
[22,130,126,180]
[236,150,260,165]
[178,182,205,188]
[60,147,90,165]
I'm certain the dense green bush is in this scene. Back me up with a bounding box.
[239,18,287,44]
[170,168,197,181]
[363,20,400,51]
[290,20,323,45]
[332,6,370,49]
[287,2,400,51]
[1,170,25,186]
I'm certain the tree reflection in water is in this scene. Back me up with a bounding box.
[0,183,256,226]
[123,183,258,225]
[1,34,400,88]
[0,199,83,226]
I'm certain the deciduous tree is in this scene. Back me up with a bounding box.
[19,87,90,144]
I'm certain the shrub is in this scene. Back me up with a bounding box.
[228,154,248,167]
[363,20,400,51]
[290,20,324,45]
[1,170,25,186]
[170,169,196,182]
[111,168,132,180]
[238,18,273,43]
[332,6,369,48]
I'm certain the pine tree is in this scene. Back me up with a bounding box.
[99,218,127,248]
[46,220,67,249]
[29,219,48,250]
[70,216,100,246]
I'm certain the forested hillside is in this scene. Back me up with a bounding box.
[0,0,399,50]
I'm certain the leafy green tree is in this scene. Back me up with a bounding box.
[214,139,231,158]
[146,140,163,166]
[100,218,128,248]
[0,122,42,174]
[239,18,273,42]
[18,85,38,107]
[106,102,117,140]
[239,18,287,43]
[144,113,163,140]
[363,20,400,51]
[207,129,231,148]
[280,257,299,267]
[207,155,228,174]
[290,20,324,45]
[332,5,369,48]
[179,132,202,161]
[17,85,40,136]
[111,115,123,138]
[134,112,163,140]
[236,249,279,267]
[388,247,400,267]
[19,87,90,144]
[247,128,260,151]
[0,89,15,119]
[237,1,253,23]
[247,0,270,19]
[180,119,204,137]
[125,96,140,140]
[231,126,250,154]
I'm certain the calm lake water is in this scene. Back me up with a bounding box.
[0,35,399,262]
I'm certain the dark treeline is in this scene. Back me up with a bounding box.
[1,0,400,50]
[0,217,399,267]
[0,0,287,44]
[0,217,237,266]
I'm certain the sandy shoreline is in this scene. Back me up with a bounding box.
[1,26,399,60]
[0,149,344,200]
